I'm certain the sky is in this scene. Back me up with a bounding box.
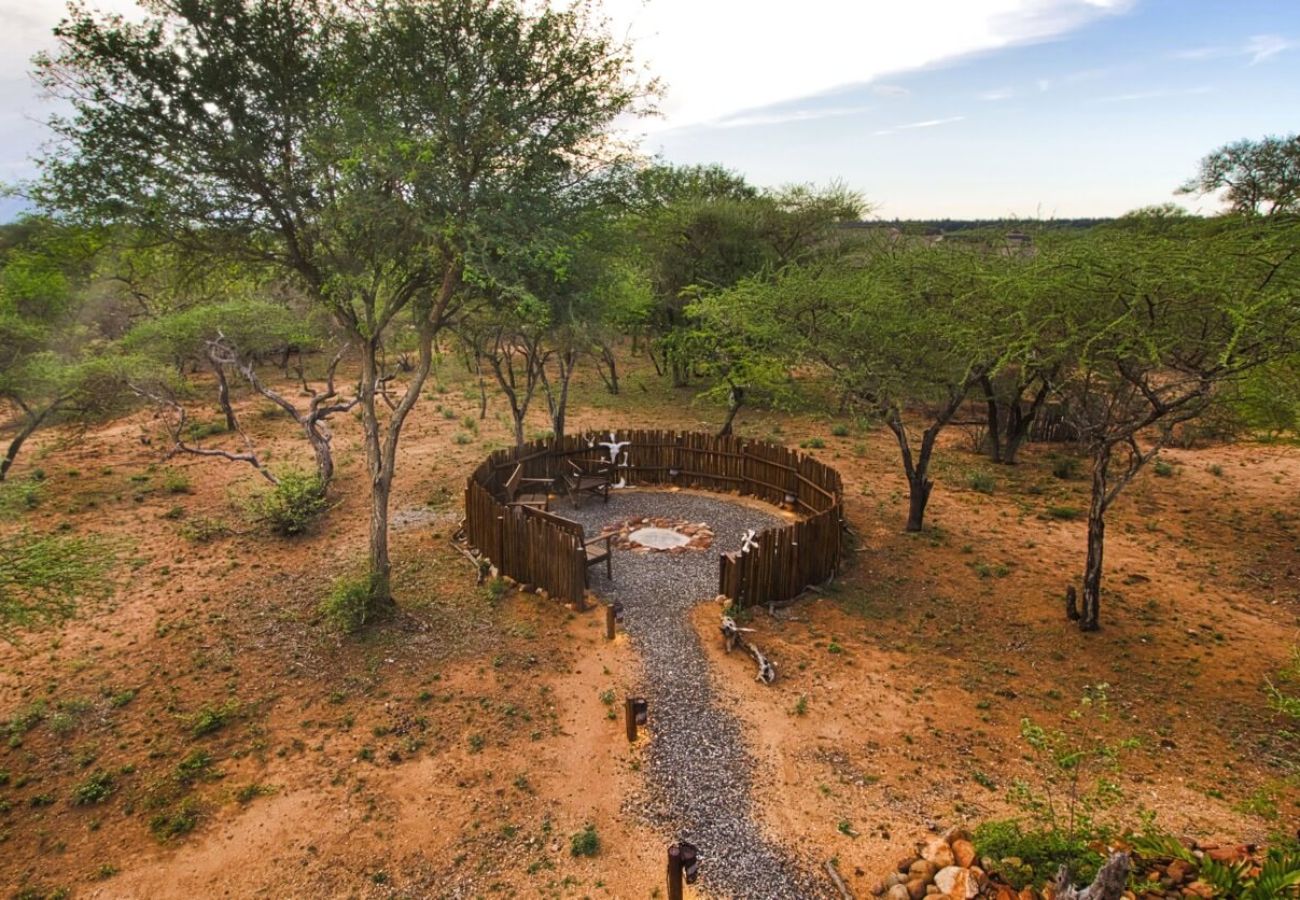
[1,0,1298,220]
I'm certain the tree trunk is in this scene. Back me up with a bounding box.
[883,408,939,533]
[980,374,1003,463]
[1002,378,1051,465]
[1080,446,1110,631]
[212,360,237,432]
[717,385,744,437]
[357,339,394,607]
[0,404,55,482]
[905,473,933,532]
[305,422,334,483]
[596,343,620,395]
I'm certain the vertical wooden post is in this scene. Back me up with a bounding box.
[605,604,616,640]
[667,844,684,900]
[625,698,638,742]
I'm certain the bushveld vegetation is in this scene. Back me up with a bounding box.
[0,0,1298,896]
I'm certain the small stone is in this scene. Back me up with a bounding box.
[909,858,939,881]
[952,838,976,868]
[1183,882,1215,899]
[995,888,1016,900]
[923,839,956,868]
[1017,890,1038,900]
[934,866,978,899]
[897,856,920,874]
[905,878,928,900]
[885,873,904,889]
[870,881,887,897]
[886,886,910,900]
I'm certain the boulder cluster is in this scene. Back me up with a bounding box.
[872,831,987,900]
[873,831,1267,900]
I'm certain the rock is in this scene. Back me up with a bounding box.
[1017,890,1038,900]
[870,882,886,897]
[898,857,920,874]
[944,826,973,845]
[1183,882,1215,899]
[934,866,978,900]
[885,873,905,889]
[922,839,956,868]
[886,886,911,900]
[906,877,928,900]
[1204,844,1248,863]
[909,859,939,882]
[952,838,976,868]
[994,889,1016,900]
[926,887,941,896]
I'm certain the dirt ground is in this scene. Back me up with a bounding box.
[1,351,1297,899]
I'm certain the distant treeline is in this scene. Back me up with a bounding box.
[847,218,1114,233]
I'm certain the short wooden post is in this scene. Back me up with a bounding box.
[605,604,616,640]
[667,844,684,900]
[625,698,638,742]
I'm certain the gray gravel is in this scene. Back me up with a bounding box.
[565,489,834,900]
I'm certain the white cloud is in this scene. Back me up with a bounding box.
[1168,33,1296,65]
[979,87,1015,101]
[874,115,966,136]
[602,0,1134,131]
[1092,86,1213,103]
[1246,34,1296,64]
[713,104,872,129]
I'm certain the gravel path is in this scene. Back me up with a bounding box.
[565,489,833,900]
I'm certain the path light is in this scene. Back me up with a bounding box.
[667,842,700,899]
[668,467,679,477]
[783,492,796,505]
[625,697,648,741]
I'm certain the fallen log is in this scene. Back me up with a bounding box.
[1055,852,1130,900]
[720,616,776,684]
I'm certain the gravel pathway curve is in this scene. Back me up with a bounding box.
[565,489,833,900]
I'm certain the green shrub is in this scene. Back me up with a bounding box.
[251,471,328,536]
[179,517,228,542]
[1153,459,1174,477]
[968,471,996,494]
[453,432,473,445]
[1046,506,1081,520]
[830,423,850,437]
[800,437,826,449]
[187,701,239,738]
[182,419,227,441]
[149,798,199,840]
[320,574,376,634]
[1051,457,1080,480]
[974,819,1103,888]
[161,470,191,494]
[0,478,43,516]
[71,770,114,805]
[570,823,600,857]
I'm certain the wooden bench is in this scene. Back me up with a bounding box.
[522,506,612,580]
[562,458,612,509]
[502,463,554,512]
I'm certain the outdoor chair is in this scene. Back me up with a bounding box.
[502,463,554,512]
[562,458,612,509]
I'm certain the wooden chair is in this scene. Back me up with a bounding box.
[523,506,613,580]
[562,458,612,509]
[502,463,554,512]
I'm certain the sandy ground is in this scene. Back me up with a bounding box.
[0,353,1297,898]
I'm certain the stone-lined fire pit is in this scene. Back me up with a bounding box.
[598,516,714,553]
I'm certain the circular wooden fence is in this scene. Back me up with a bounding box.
[462,429,845,609]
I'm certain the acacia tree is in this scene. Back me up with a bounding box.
[34,0,646,606]
[1178,134,1300,216]
[0,218,118,480]
[1053,217,1300,631]
[122,299,353,484]
[701,239,996,531]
